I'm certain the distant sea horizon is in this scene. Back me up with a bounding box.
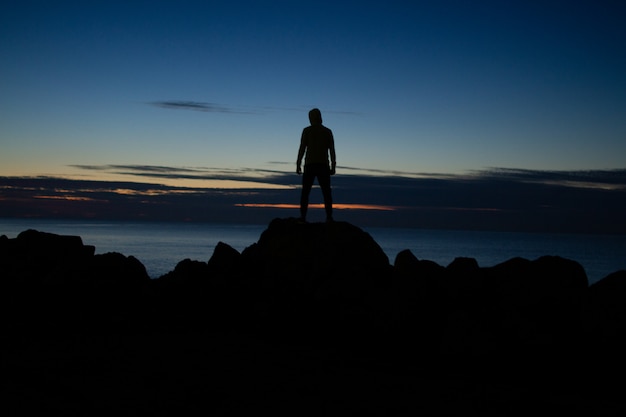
[1,217,624,285]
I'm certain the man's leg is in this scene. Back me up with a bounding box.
[300,169,315,220]
[318,171,333,221]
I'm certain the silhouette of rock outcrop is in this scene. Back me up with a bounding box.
[2,218,626,415]
[586,270,626,352]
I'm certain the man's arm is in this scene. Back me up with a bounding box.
[296,130,306,174]
[329,132,336,175]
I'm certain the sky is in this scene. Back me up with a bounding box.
[1,1,626,232]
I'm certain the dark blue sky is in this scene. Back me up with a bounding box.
[2,0,625,180]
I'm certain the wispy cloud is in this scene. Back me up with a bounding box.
[70,164,291,180]
[473,168,626,190]
[149,101,256,114]
[149,101,362,116]
[69,164,295,189]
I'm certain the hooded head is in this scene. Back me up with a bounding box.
[308,108,323,125]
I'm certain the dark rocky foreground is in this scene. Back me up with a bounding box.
[2,217,625,416]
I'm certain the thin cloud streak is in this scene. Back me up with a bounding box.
[476,167,626,189]
[71,164,288,179]
[149,101,257,114]
[69,164,295,189]
[149,101,362,116]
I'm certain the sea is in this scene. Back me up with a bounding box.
[1,218,624,285]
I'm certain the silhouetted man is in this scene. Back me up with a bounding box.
[297,108,336,222]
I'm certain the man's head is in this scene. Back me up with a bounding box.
[309,108,323,125]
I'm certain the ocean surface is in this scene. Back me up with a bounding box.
[1,218,624,285]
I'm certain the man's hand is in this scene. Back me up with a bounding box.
[297,165,302,175]
[330,163,336,176]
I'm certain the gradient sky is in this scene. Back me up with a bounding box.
[2,0,625,184]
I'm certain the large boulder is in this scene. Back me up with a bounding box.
[440,257,485,307]
[389,249,447,356]
[89,252,149,284]
[0,229,95,283]
[483,255,588,353]
[243,217,391,297]
[586,270,626,349]
[583,270,626,399]
[239,218,393,346]
[440,257,496,357]
[208,241,242,277]
[0,229,148,287]
[1,229,149,335]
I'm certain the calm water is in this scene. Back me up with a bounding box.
[1,218,624,284]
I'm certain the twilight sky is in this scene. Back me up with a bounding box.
[3,0,625,177]
[1,1,626,232]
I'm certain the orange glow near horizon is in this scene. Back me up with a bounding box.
[112,188,201,196]
[235,203,396,211]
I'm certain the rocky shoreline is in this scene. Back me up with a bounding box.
[2,217,625,415]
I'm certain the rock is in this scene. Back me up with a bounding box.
[207,241,241,275]
[1,229,95,282]
[440,257,493,357]
[586,270,626,347]
[160,258,209,284]
[390,249,447,356]
[237,218,393,347]
[3,220,626,414]
[248,217,391,297]
[445,256,485,306]
[447,256,480,272]
[0,230,151,337]
[89,252,149,285]
[394,249,445,278]
[484,255,588,353]
[393,248,420,271]
[391,249,446,309]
